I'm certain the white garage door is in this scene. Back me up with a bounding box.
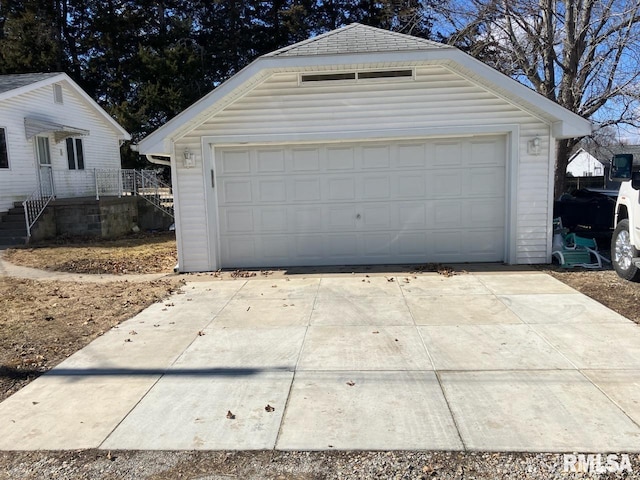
[214,136,506,268]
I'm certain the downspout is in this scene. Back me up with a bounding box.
[146,154,171,166]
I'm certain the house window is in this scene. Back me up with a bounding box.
[0,128,8,168]
[53,84,63,104]
[66,138,84,170]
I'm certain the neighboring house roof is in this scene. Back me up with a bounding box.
[568,148,604,165]
[0,72,61,95]
[580,144,640,166]
[139,23,591,155]
[0,72,131,141]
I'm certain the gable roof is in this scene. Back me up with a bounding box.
[0,72,61,95]
[568,148,603,165]
[139,23,591,155]
[0,72,130,141]
[266,23,446,57]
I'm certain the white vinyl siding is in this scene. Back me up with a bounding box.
[0,81,123,212]
[174,64,552,270]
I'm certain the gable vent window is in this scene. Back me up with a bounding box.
[301,72,356,82]
[301,69,414,84]
[53,84,63,104]
[358,69,413,79]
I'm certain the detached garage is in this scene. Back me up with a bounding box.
[139,23,591,272]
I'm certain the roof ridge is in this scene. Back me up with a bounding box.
[355,23,444,47]
[264,23,446,58]
[265,23,360,57]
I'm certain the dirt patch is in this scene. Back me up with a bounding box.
[0,276,183,402]
[541,267,640,324]
[3,232,177,274]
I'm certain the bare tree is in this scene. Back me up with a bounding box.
[442,0,640,197]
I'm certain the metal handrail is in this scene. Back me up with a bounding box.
[23,188,54,239]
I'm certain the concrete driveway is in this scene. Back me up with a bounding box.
[2,269,640,452]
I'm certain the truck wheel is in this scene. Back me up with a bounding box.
[611,219,640,282]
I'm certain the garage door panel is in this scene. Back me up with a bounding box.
[468,201,505,228]
[220,150,251,174]
[256,149,285,173]
[433,142,462,166]
[362,176,390,199]
[293,207,323,232]
[396,174,426,198]
[296,235,325,259]
[364,233,393,256]
[466,168,505,196]
[215,135,506,267]
[431,231,463,257]
[262,236,290,260]
[223,209,254,233]
[222,179,252,203]
[434,201,462,227]
[469,140,502,166]
[398,233,429,255]
[224,236,257,265]
[328,206,357,230]
[362,145,390,169]
[327,147,355,170]
[395,143,426,168]
[398,202,428,227]
[362,204,391,229]
[327,176,356,200]
[432,172,462,197]
[466,229,504,256]
[326,234,358,257]
[259,208,287,232]
[291,148,320,172]
[292,178,321,201]
[258,179,287,202]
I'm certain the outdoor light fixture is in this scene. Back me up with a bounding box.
[528,136,541,155]
[183,147,195,168]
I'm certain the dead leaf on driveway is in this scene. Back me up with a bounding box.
[386,277,395,282]
[265,404,275,412]
[346,381,356,387]
[129,330,137,335]
[226,410,236,419]
[198,331,205,336]
[372,330,379,334]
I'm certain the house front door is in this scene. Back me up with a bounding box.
[35,135,54,197]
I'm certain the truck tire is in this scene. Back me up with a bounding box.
[611,219,640,282]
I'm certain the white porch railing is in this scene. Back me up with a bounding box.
[23,168,173,239]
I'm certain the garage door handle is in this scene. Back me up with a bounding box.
[211,170,215,188]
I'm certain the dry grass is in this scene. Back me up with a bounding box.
[0,276,183,402]
[4,232,177,274]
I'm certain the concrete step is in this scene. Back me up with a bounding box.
[0,233,26,245]
[1,214,25,224]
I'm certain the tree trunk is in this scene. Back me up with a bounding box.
[554,138,579,199]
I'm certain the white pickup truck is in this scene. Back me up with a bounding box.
[610,154,640,281]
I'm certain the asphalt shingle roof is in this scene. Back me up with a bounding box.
[265,23,447,57]
[0,72,60,95]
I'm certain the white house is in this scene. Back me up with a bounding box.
[566,148,605,177]
[0,72,131,214]
[139,23,592,272]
